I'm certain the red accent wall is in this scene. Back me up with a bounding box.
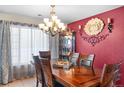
[68,6,124,85]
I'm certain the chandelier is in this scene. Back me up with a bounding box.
[39,5,66,37]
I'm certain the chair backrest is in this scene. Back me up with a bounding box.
[100,61,124,87]
[80,54,95,67]
[39,51,51,60]
[69,53,79,66]
[100,63,122,87]
[40,58,54,87]
[32,55,45,86]
[112,69,120,84]
[113,61,123,71]
[112,61,124,86]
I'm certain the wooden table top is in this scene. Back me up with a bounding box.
[51,61,101,87]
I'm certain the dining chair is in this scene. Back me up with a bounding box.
[40,58,64,87]
[79,54,95,67]
[100,64,114,87]
[112,61,124,86]
[69,53,79,66]
[32,55,45,87]
[39,51,51,60]
[100,61,123,87]
[79,54,95,75]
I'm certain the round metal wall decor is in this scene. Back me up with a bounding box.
[84,18,104,36]
[78,18,110,46]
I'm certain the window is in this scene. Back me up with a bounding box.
[11,25,49,66]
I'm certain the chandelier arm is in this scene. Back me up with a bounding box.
[49,29,55,37]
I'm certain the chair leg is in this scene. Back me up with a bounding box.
[92,67,96,76]
[42,82,46,87]
[36,80,39,87]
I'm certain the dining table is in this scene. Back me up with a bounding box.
[51,60,101,87]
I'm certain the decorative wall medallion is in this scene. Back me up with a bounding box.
[84,18,104,36]
[79,18,109,46]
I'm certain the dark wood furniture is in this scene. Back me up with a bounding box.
[32,55,45,87]
[100,62,123,87]
[41,58,64,87]
[78,54,95,75]
[113,61,124,86]
[59,32,75,61]
[40,58,53,87]
[69,53,79,66]
[52,60,101,87]
[100,64,113,87]
[39,51,51,60]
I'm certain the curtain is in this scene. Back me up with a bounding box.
[0,20,12,84]
[10,24,49,80]
[0,21,49,84]
[50,34,59,59]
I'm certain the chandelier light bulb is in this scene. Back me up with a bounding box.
[47,22,52,27]
[54,27,57,31]
[58,23,62,28]
[39,23,45,29]
[58,23,61,28]
[62,26,66,30]
[56,19,61,24]
[51,15,58,21]
[44,26,49,31]
[44,18,49,24]
[60,23,64,28]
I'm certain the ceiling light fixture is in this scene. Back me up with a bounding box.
[38,4,66,37]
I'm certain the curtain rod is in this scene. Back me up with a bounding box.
[0,20,38,27]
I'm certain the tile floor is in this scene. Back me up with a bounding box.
[0,77,42,87]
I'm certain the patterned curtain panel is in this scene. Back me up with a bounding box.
[0,20,12,84]
[0,21,49,85]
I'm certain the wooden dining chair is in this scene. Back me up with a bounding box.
[40,58,64,87]
[69,53,79,66]
[79,54,95,67]
[100,61,123,87]
[100,64,114,87]
[112,61,124,86]
[79,54,95,75]
[32,55,45,87]
[39,51,51,60]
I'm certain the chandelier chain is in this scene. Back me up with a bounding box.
[50,5,55,15]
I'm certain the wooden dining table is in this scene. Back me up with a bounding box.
[51,60,101,87]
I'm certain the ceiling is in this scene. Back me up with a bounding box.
[0,5,122,24]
